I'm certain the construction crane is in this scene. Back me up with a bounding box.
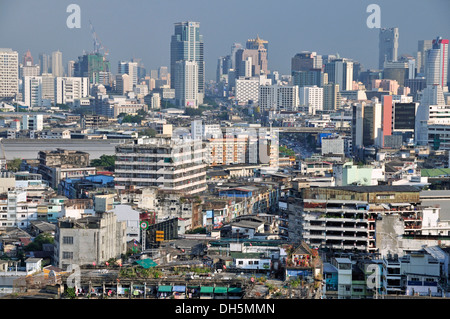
[89,20,109,58]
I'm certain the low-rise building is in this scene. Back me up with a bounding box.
[53,211,127,269]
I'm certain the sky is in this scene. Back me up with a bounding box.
[0,0,449,81]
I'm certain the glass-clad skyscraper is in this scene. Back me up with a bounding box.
[170,21,205,103]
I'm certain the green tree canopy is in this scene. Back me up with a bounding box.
[7,158,22,172]
[138,128,157,137]
[24,233,54,252]
[91,155,116,171]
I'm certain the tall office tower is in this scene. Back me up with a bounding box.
[74,52,111,84]
[174,60,199,108]
[22,50,33,66]
[324,58,353,91]
[41,73,55,105]
[128,61,138,88]
[323,83,341,111]
[51,50,63,77]
[170,21,205,103]
[426,37,449,91]
[115,73,131,95]
[158,66,169,80]
[216,55,232,83]
[131,57,146,81]
[23,76,42,108]
[39,53,50,75]
[217,57,225,83]
[0,48,19,98]
[291,52,322,73]
[230,43,243,70]
[246,35,269,57]
[117,61,138,91]
[292,69,325,88]
[355,99,383,148]
[383,61,409,86]
[379,27,399,69]
[258,84,299,112]
[299,85,323,115]
[67,60,75,77]
[235,46,268,77]
[417,40,433,74]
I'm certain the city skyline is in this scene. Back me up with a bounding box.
[1,0,449,81]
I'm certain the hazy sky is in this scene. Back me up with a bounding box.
[1,0,449,80]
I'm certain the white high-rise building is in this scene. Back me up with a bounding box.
[23,76,42,108]
[67,60,75,77]
[19,64,40,78]
[118,61,138,91]
[235,75,272,105]
[258,84,299,112]
[299,85,323,114]
[55,77,89,105]
[426,37,449,91]
[41,73,55,105]
[51,50,63,77]
[0,48,19,98]
[175,60,198,108]
[415,85,446,145]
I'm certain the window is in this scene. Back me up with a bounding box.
[238,261,243,265]
[63,236,74,244]
[62,251,73,259]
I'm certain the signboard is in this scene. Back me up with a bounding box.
[140,221,149,230]
[155,230,164,242]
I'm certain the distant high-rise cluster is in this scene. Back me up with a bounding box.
[170,21,205,108]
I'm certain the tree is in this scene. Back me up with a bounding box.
[138,128,157,138]
[121,114,144,124]
[7,158,22,172]
[184,108,203,116]
[91,155,116,171]
[24,233,54,252]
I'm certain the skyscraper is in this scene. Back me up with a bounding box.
[174,60,198,108]
[417,40,433,74]
[23,50,34,66]
[52,50,63,77]
[118,60,138,91]
[291,51,322,73]
[246,35,269,57]
[0,48,19,98]
[170,21,204,103]
[379,27,399,69]
[324,58,353,91]
[426,37,448,90]
[39,53,50,75]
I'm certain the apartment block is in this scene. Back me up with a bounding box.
[300,185,426,253]
[114,137,207,195]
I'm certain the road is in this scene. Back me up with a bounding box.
[1,139,123,160]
